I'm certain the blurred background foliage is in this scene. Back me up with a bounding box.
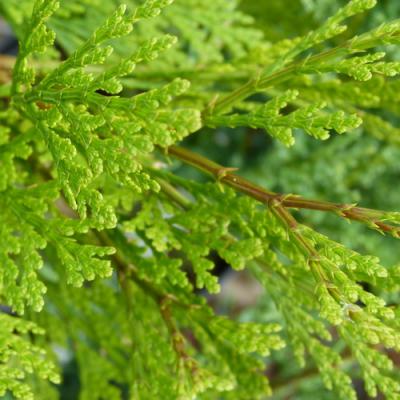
[1,0,400,399]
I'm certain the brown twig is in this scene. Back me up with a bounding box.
[167,145,400,238]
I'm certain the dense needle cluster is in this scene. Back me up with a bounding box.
[1,0,400,398]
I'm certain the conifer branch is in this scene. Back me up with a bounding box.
[167,145,400,237]
[203,45,347,117]
[3,0,400,398]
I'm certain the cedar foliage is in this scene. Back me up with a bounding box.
[1,0,400,399]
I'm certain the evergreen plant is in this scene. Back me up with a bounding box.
[1,0,400,398]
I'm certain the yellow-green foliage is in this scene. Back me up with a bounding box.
[1,0,400,399]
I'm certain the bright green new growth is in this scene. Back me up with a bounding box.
[207,89,362,145]
[0,314,60,400]
[1,0,400,398]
